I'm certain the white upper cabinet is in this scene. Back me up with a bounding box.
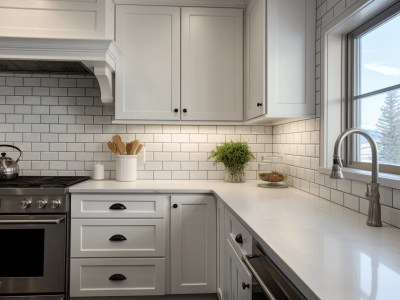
[245,0,316,122]
[115,5,181,120]
[0,0,114,39]
[114,5,243,122]
[181,7,243,121]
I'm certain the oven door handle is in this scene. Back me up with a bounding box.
[243,254,277,300]
[0,217,65,224]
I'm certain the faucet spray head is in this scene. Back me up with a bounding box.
[330,159,344,179]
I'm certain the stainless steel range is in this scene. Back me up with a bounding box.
[0,176,90,300]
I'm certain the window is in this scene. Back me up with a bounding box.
[347,4,400,174]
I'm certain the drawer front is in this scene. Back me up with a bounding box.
[71,194,168,218]
[71,219,165,258]
[225,210,252,255]
[70,258,165,297]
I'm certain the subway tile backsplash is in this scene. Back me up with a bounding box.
[0,73,272,180]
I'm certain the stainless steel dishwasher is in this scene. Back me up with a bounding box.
[243,243,307,300]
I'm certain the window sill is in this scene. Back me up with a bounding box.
[319,167,400,190]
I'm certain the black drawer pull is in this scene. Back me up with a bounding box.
[172,204,178,208]
[109,234,127,242]
[109,203,126,210]
[109,274,127,281]
[242,282,250,289]
[235,233,243,244]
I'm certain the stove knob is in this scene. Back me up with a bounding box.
[36,199,48,209]
[20,199,32,209]
[50,199,61,209]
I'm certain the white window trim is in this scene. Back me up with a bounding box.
[320,0,399,170]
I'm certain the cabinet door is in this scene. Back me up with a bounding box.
[170,194,217,294]
[226,240,252,300]
[266,0,315,116]
[245,0,315,120]
[115,5,180,120]
[181,8,243,121]
[217,200,226,299]
[245,0,265,120]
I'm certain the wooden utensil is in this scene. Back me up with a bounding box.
[135,143,144,155]
[117,140,126,155]
[112,135,122,144]
[126,142,133,155]
[107,141,117,154]
[131,140,140,154]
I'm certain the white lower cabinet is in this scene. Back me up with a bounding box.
[170,194,217,294]
[70,193,168,297]
[70,258,165,297]
[70,193,217,298]
[226,240,252,300]
[217,199,226,299]
[71,219,166,258]
[221,206,253,300]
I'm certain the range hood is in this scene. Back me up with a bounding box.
[0,37,120,104]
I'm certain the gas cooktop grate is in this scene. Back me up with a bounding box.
[0,176,90,188]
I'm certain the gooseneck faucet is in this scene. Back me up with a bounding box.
[330,128,382,227]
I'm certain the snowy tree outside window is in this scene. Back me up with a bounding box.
[349,7,400,171]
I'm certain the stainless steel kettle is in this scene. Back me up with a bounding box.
[0,144,22,180]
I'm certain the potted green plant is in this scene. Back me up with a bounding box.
[208,141,254,183]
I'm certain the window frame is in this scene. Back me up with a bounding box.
[346,2,400,175]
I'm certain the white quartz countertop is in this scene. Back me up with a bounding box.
[69,180,400,300]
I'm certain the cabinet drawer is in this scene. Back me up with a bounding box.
[70,258,165,297]
[225,210,252,255]
[71,219,165,258]
[71,194,167,218]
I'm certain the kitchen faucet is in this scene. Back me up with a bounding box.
[330,128,382,227]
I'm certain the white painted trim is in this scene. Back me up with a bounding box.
[319,0,399,168]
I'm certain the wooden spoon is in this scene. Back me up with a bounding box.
[112,141,120,154]
[135,143,144,155]
[107,141,117,154]
[117,140,126,155]
[112,135,122,144]
[126,142,133,155]
[131,140,140,154]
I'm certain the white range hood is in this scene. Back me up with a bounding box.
[0,37,120,104]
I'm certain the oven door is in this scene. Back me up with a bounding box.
[0,215,66,295]
[244,244,307,300]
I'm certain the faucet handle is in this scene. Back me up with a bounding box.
[365,183,371,199]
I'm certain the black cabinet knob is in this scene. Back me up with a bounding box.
[174,108,179,113]
[109,274,127,281]
[172,204,178,208]
[109,234,127,242]
[257,102,263,107]
[183,108,187,113]
[242,282,250,289]
[235,233,243,244]
[109,203,127,210]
